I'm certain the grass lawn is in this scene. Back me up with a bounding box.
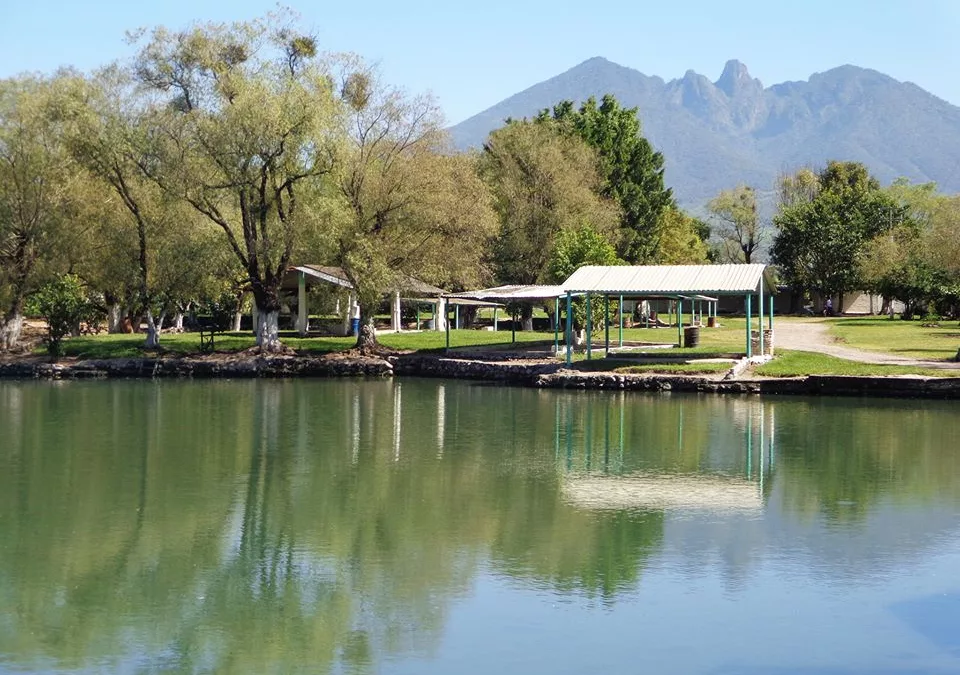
[827,316,960,361]
[573,358,732,375]
[755,350,956,378]
[50,329,558,359]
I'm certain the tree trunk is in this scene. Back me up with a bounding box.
[144,310,161,349]
[252,281,284,352]
[173,311,184,331]
[0,310,24,351]
[107,303,124,333]
[232,310,242,332]
[521,304,534,332]
[255,309,281,351]
[356,321,378,354]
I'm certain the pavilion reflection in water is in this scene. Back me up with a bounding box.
[551,394,776,514]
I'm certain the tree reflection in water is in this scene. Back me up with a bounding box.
[0,381,958,673]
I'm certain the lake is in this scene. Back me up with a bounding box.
[1,379,959,674]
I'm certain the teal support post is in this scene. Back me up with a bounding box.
[769,294,774,331]
[586,294,592,360]
[455,305,460,330]
[565,292,573,365]
[618,294,623,348]
[746,294,753,357]
[445,305,451,351]
[493,307,498,332]
[416,305,421,331]
[554,296,560,356]
[511,313,516,344]
[604,295,610,357]
[758,283,764,355]
[677,299,683,347]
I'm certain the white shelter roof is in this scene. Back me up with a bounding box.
[445,284,566,301]
[562,264,775,296]
[286,266,446,297]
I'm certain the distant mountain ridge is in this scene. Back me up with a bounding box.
[450,57,960,208]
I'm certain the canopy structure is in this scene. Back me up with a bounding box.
[559,263,776,364]
[443,285,567,350]
[445,284,566,301]
[281,265,447,336]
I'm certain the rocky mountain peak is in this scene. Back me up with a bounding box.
[715,59,762,97]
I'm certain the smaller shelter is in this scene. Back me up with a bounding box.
[444,284,565,350]
[280,265,447,336]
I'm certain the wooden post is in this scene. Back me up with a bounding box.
[297,271,307,336]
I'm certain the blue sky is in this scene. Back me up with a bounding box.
[2,1,956,124]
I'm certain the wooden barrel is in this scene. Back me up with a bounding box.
[683,326,701,348]
[707,316,717,328]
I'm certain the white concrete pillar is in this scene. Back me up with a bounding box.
[434,297,447,331]
[297,272,307,336]
[391,291,401,333]
[342,291,356,336]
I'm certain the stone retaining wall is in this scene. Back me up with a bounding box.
[0,355,393,380]
[2,354,959,399]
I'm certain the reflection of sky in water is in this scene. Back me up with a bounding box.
[2,381,960,675]
[403,538,960,675]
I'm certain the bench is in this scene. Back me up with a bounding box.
[195,317,221,353]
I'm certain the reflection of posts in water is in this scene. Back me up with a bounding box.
[436,384,445,458]
[393,382,402,461]
[554,395,774,488]
[351,389,360,464]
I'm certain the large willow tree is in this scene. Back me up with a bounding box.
[0,77,77,350]
[332,68,497,352]
[129,15,343,350]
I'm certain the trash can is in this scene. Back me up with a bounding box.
[351,318,360,336]
[707,316,717,328]
[683,326,700,348]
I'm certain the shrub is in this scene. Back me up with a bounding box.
[34,275,96,359]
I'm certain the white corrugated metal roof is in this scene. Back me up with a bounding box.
[288,266,445,296]
[445,284,566,300]
[562,264,774,296]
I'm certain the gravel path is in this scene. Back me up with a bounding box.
[773,320,960,370]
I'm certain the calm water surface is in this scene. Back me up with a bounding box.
[1,379,959,674]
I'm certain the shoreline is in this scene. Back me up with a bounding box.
[2,352,960,399]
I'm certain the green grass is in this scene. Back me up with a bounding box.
[48,329,559,359]
[572,358,731,375]
[827,316,960,361]
[755,350,956,378]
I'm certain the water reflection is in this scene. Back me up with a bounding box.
[1,380,959,674]
[553,394,774,514]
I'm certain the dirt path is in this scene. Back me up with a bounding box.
[773,320,960,370]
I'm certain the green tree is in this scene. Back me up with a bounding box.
[862,180,960,318]
[332,69,497,352]
[658,207,712,264]
[772,161,904,302]
[130,14,342,351]
[548,225,623,331]
[0,76,77,350]
[481,120,619,329]
[56,69,224,348]
[537,95,674,263]
[34,274,94,359]
[481,120,618,310]
[707,185,763,263]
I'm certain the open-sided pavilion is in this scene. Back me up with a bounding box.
[442,264,776,360]
[281,265,448,336]
[560,263,777,364]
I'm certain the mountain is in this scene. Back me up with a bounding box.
[450,57,960,208]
